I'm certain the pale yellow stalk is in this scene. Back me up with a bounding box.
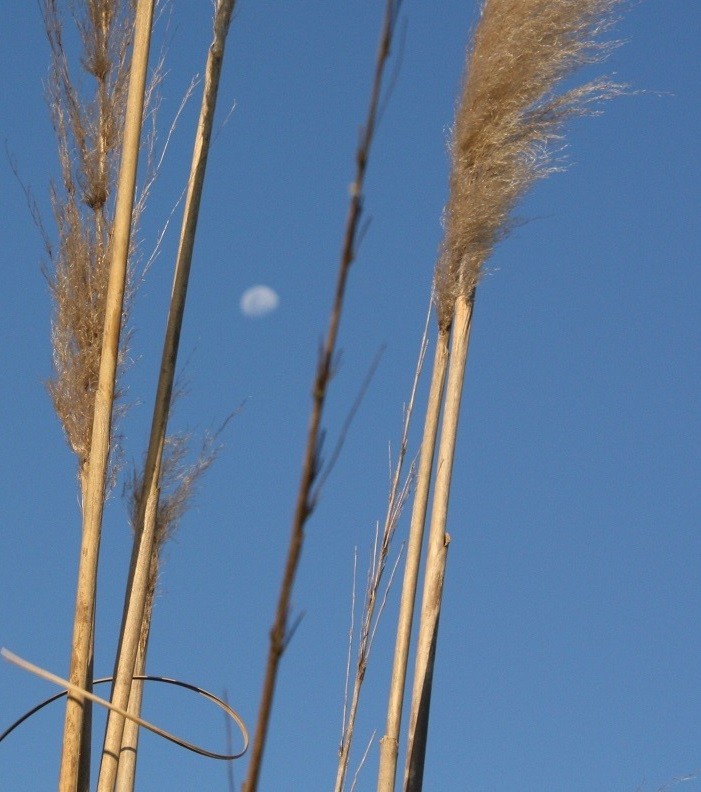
[97,3,236,788]
[404,295,473,790]
[376,323,450,792]
[113,559,154,792]
[58,1,155,789]
[399,2,625,788]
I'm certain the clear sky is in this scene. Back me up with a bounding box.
[1,2,699,791]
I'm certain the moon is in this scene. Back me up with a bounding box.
[240,285,280,318]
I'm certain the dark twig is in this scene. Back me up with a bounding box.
[241,2,403,789]
[312,345,385,501]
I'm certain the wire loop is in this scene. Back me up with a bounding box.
[1,649,248,761]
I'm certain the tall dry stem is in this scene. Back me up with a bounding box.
[115,433,220,792]
[376,322,449,792]
[39,1,139,789]
[112,557,155,792]
[241,2,403,789]
[401,2,626,789]
[334,306,429,792]
[97,3,236,789]
[404,295,473,790]
[59,0,154,783]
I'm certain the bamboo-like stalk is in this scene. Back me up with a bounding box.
[241,4,402,790]
[42,21,130,773]
[404,294,473,791]
[114,432,221,792]
[58,2,154,789]
[113,560,154,792]
[113,650,147,792]
[399,2,625,788]
[97,3,236,789]
[42,0,148,780]
[334,306,429,792]
[376,323,450,792]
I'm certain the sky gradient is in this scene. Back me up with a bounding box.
[1,2,699,791]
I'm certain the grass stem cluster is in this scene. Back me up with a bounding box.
[13,1,628,789]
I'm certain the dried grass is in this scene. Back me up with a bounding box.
[242,3,403,789]
[114,426,221,792]
[97,4,238,786]
[126,431,219,574]
[43,0,169,480]
[400,3,627,788]
[434,0,624,326]
[43,0,134,473]
[121,428,219,660]
[47,4,159,788]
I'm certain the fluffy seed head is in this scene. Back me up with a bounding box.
[434,0,623,327]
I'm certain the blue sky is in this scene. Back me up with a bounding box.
[1,2,700,791]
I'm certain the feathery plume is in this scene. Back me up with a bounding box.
[435,0,623,326]
[382,3,626,790]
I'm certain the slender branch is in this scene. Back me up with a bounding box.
[404,294,473,792]
[97,3,236,789]
[350,730,377,792]
[313,345,385,502]
[340,549,358,752]
[241,3,402,789]
[335,300,429,792]
[58,2,154,788]
[376,318,449,792]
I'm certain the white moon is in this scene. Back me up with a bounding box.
[240,285,279,318]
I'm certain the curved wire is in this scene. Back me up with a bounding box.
[0,650,247,760]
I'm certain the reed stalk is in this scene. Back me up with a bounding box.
[97,3,236,789]
[51,1,153,788]
[395,2,624,789]
[112,563,153,792]
[404,294,473,790]
[241,2,403,789]
[334,306,429,792]
[376,323,449,792]
[114,433,219,792]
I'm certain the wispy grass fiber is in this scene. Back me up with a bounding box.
[435,0,623,322]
